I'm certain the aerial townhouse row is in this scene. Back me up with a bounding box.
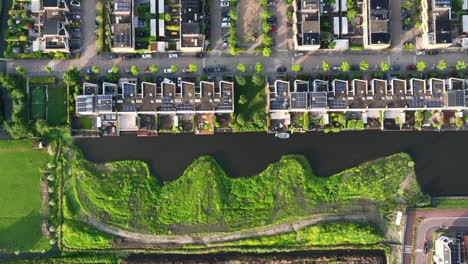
[423,0,468,48]
[268,77,468,131]
[108,0,205,53]
[29,0,72,53]
[74,78,234,136]
[293,0,391,50]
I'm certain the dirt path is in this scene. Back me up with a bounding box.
[83,213,380,246]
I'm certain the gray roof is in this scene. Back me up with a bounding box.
[43,20,59,35]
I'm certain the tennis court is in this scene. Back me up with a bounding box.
[30,85,47,120]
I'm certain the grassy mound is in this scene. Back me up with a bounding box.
[66,153,426,235]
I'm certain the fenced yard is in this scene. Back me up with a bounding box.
[47,85,67,125]
[28,77,67,125]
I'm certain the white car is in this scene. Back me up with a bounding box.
[163,68,173,73]
[221,22,230,28]
[168,53,178,58]
[141,54,152,59]
[293,52,304,57]
[222,17,230,22]
[220,1,230,7]
[70,1,81,7]
[416,50,425,56]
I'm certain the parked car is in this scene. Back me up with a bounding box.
[222,17,230,22]
[221,22,230,28]
[86,67,93,74]
[276,66,286,73]
[122,55,131,60]
[350,65,359,71]
[141,54,152,59]
[71,27,80,33]
[70,1,80,7]
[72,14,81,20]
[390,65,400,71]
[332,66,339,71]
[222,41,229,47]
[197,52,205,58]
[269,26,277,32]
[216,65,226,72]
[427,50,439,55]
[406,65,416,70]
[168,53,178,58]
[163,68,173,73]
[416,50,425,56]
[424,241,429,254]
[220,1,230,7]
[125,68,131,73]
[203,67,214,73]
[293,52,304,57]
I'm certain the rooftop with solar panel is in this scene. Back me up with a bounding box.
[75,78,234,116]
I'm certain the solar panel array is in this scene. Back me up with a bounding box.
[177,105,194,111]
[408,100,424,108]
[115,2,130,11]
[425,101,443,107]
[329,100,346,108]
[122,105,135,111]
[76,96,94,112]
[123,84,136,97]
[291,93,307,109]
[115,34,130,47]
[96,95,113,111]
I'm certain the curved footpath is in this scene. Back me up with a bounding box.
[83,213,380,246]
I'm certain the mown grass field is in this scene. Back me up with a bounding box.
[66,151,426,238]
[46,85,67,125]
[0,140,51,252]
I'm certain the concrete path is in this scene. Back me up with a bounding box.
[83,213,380,246]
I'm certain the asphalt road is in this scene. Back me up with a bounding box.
[404,209,468,264]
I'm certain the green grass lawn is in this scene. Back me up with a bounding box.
[47,85,67,125]
[30,85,46,120]
[231,75,267,131]
[66,151,426,236]
[0,140,51,252]
[426,199,468,209]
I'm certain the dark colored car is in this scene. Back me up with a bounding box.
[424,241,429,254]
[108,53,118,59]
[350,65,359,71]
[406,65,416,70]
[197,52,205,58]
[390,65,400,71]
[276,66,286,73]
[216,66,226,72]
[203,67,214,73]
[86,67,93,74]
[71,27,81,33]
[122,55,132,60]
[427,50,439,55]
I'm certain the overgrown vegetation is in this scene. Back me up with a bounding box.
[66,152,427,236]
[230,75,268,131]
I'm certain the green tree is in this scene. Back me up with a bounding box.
[110,65,119,73]
[259,0,268,6]
[262,22,271,34]
[148,64,158,73]
[416,61,426,72]
[92,66,100,74]
[229,10,238,20]
[415,20,422,28]
[456,60,467,70]
[130,65,139,76]
[262,47,271,57]
[359,61,369,71]
[322,61,330,71]
[15,66,26,74]
[292,64,301,72]
[261,10,271,19]
[188,64,198,72]
[252,73,264,86]
[229,47,238,56]
[340,61,350,72]
[238,94,247,105]
[44,66,52,73]
[328,41,336,49]
[237,63,246,73]
[235,75,246,85]
[403,42,414,51]
[255,62,263,73]
[263,35,272,46]
[346,9,357,20]
[402,1,412,9]
[164,13,172,22]
[170,65,178,73]
[380,62,389,72]
[436,60,446,70]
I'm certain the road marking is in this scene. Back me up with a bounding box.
[405,245,412,253]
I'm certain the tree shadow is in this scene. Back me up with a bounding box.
[0,211,44,252]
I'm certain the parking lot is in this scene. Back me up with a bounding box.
[68,1,83,55]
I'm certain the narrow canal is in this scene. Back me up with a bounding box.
[75,131,466,196]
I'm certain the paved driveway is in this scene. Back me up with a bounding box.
[274,0,289,50]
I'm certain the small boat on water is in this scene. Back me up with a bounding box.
[275,132,290,139]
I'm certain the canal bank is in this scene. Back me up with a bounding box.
[75,131,466,196]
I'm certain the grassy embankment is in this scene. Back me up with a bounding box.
[0,140,51,252]
[62,151,427,250]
